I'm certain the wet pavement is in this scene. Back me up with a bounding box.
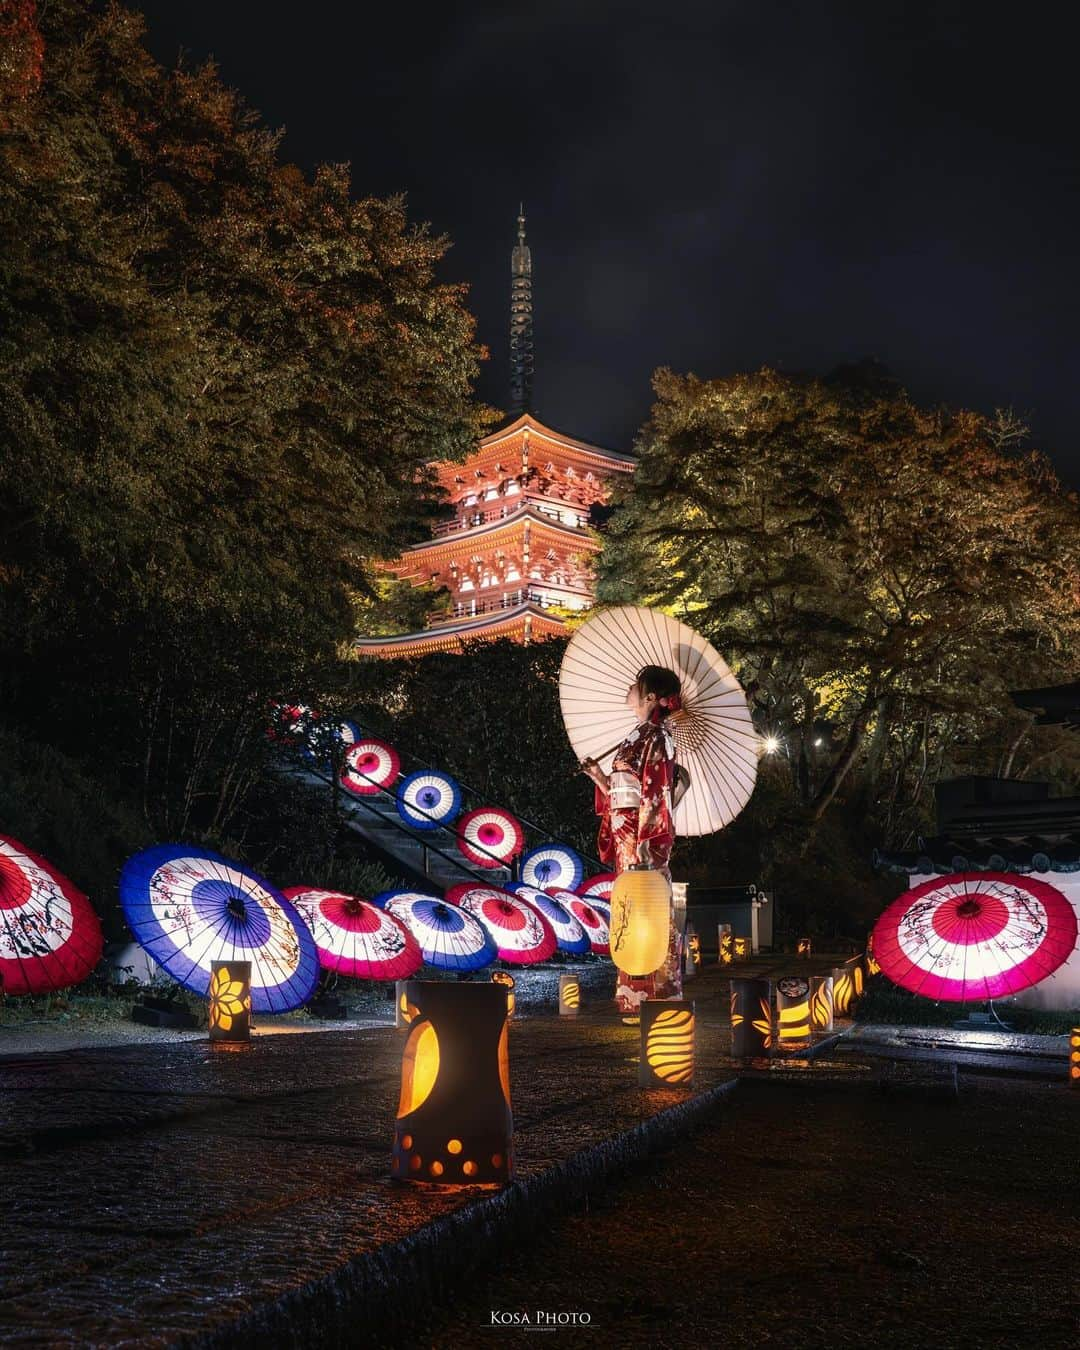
[0,964,739,1348]
[1,958,1071,1347]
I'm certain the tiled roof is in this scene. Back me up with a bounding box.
[873,836,1080,876]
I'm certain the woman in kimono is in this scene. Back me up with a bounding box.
[581,665,683,1012]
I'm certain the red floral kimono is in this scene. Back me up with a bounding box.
[595,717,682,1011]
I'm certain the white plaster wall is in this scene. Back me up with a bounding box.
[906,871,1080,1012]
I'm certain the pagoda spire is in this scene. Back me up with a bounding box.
[509,205,534,414]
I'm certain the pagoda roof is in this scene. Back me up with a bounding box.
[483,412,634,463]
[432,412,635,475]
[354,601,569,659]
[388,507,598,576]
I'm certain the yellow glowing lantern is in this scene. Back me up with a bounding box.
[208,960,251,1044]
[776,977,811,1051]
[733,936,750,962]
[797,938,812,958]
[395,979,419,1028]
[718,925,734,966]
[639,1000,695,1087]
[1070,1029,1080,1086]
[865,933,881,977]
[833,958,864,1016]
[392,980,512,1186]
[730,978,772,1058]
[558,974,580,1016]
[609,863,672,977]
[810,974,834,1033]
[491,969,516,1017]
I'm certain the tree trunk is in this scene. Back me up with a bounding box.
[809,701,875,821]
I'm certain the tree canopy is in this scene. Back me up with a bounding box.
[0,0,490,838]
[597,365,1080,857]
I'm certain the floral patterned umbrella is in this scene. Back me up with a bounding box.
[519,844,583,892]
[456,807,524,868]
[553,889,611,956]
[872,872,1078,1001]
[340,737,400,796]
[578,872,616,902]
[509,884,591,955]
[282,887,421,980]
[445,884,556,965]
[120,846,319,1012]
[0,836,104,995]
[374,890,497,972]
[396,771,462,831]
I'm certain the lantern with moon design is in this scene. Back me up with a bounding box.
[392,980,512,1186]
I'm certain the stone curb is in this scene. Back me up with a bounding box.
[192,1078,741,1350]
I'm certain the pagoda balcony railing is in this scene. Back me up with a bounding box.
[425,588,593,625]
[429,497,591,538]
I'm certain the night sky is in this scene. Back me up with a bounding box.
[136,2,1079,483]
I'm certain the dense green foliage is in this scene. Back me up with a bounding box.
[0,1,489,875]
[594,364,1080,922]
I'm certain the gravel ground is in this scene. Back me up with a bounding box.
[408,1074,1080,1350]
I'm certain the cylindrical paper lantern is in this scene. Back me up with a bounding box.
[558,973,580,1016]
[730,977,772,1058]
[718,924,734,966]
[395,979,420,1029]
[1070,1028,1080,1086]
[639,1000,695,1087]
[392,980,512,1186]
[832,964,861,1017]
[733,935,750,962]
[609,866,672,977]
[797,937,812,958]
[208,960,252,1044]
[865,932,881,976]
[491,969,516,1018]
[810,974,834,1032]
[776,976,811,1051]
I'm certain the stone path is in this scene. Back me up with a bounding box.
[0,968,737,1348]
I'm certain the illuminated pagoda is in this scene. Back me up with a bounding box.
[357,210,634,659]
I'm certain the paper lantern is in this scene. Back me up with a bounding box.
[684,928,702,974]
[832,961,863,1016]
[1070,1029,1080,1086]
[639,1000,695,1087]
[558,974,581,1016]
[208,960,251,1044]
[491,969,516,1018]
[718,925,734,966]
[609,865,672,977]
[733,936,750,962]
[392,980,512,1186]
[810,974,834,1032]
[797,938,812,958]
[776,976,811,1051]
[865,932,881,977]
[395,979,420,1028]
[730,978,772,1058]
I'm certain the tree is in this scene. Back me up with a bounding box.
[598,366,1080,856]
[0,0,492,839]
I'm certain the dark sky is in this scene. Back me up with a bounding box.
[136,1,1079,482]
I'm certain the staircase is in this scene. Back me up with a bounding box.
[289,767,509,892]
[280,712,603,897]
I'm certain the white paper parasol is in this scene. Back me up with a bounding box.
[559,605,758,836]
